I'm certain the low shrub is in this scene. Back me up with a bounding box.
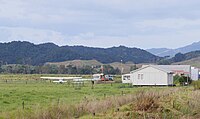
[174,75,192,86]
[192,80,200,90]
[134,91,159,112]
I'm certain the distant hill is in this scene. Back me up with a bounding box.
[146,48,173,56]
[47,60,103,67]
[0,41,160,65]
[147,41,200,57]
[159,50,200,66]
[173,57,200,68]
[46,60,138,73]
[171,50,200,62]
[109,62,135,74]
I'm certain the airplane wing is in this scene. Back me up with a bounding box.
[73,78,102,81]
[73,78,93,81]
[40,77,82,80]
[53,81,68,83]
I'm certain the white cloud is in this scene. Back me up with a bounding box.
[0,0,200,49]
[0,0,197,23]
[71,32,95,41]
[0,0,27,19]
[1,25,200,49]
[67,29,200,49]
[0,27,67,45]
[135,18,200,29]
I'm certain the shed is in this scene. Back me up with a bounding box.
[191,67,199,81]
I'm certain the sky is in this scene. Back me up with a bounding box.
[0,0,200,49]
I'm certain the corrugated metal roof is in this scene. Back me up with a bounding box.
[142,65,191,75]
[131,65,173,74]
[154,65,191,74]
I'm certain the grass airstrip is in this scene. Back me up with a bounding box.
[0,74,127,111]
[0,74,199,118]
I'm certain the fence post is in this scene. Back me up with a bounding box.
[22,101,25,109]
[91,81,94,89]
[57,98,60,105]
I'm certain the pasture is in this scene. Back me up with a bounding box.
[0,74,199,118]
[0,74,141,118]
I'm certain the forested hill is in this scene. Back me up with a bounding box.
[0,41,160,65]
[171,50,200,63]
[158,50,200,65]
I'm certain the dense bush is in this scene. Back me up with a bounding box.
[0,64,121,75]
[173,75,192,86]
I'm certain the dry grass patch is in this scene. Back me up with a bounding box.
[134,91,160,112]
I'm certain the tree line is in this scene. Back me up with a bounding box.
[0,64,121,75]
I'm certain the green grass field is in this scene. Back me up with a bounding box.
[0,74,140,118]
[0,74,200,118]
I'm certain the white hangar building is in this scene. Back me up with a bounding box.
[142,65,199,80]
[129,65,174,86]
[146,65,191,77]
[122,65,199,86]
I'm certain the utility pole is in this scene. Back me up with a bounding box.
[187,74,189,86]
[121,60,123,75]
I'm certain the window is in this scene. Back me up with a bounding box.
[123,76,130,80]
[141,74,143,80]
[123,76,126,80]
[138,74,140,79]
[138,74,143,80]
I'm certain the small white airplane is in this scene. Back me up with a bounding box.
[40,77,82,83]
[40,74,114,84]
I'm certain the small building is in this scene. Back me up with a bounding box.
[191,67,199,81]
[130,65,173,86]
[145,65,200,81]
[122,74,131,83]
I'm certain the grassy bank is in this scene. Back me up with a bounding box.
[86,87,200,119]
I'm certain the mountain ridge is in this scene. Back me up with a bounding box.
[147,41,200,57]
[172,57,200,68]
[0,41,160,65]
